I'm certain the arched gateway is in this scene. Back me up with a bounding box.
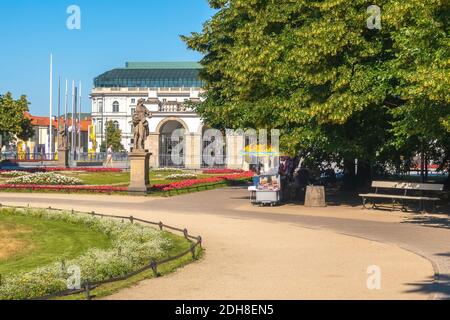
[91,61,245,170]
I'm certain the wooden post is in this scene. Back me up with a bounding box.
[150,261,159,278]
[84,282,91,300]
[191,244,197,260]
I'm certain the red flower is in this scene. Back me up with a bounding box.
[202,169,244,174]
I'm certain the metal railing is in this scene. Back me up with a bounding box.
[0,204,203,301]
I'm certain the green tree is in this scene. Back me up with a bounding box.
[0,92,34,145]
[100,121,125,152]
[183,0,450,187]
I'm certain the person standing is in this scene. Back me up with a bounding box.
[105,145,113,168]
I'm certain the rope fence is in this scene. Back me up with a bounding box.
[0,204,203,300]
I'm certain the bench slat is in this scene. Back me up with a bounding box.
[371,181,444,191]
[359,193,440,201]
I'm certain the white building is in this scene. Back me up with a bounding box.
[90,62,244,169]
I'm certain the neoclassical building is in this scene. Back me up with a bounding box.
[90,62,244,169]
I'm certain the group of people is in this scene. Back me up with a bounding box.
[251,154,338,203]
[278,156,312,202]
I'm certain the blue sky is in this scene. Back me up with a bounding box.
[0,0,215,115]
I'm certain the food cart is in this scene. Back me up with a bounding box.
[254,174,281,206]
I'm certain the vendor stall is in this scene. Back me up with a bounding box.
[253,174,281,206]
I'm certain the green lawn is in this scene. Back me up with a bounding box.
[0,212,113,276]
[61,170,215,186]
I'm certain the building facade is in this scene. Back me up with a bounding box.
[91,62,244,169]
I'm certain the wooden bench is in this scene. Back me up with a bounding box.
[359,181,444,212]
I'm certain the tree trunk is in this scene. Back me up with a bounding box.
[343,159,372,191]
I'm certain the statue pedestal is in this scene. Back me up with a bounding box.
[128,151,151,195]
[58,148,70,168]
[304,186,327,207]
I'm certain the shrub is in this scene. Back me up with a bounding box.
[6,172,82,186]
[0,171,29,178]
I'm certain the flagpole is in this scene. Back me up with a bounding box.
[57,77,61,150]
[64,79,68,129]
[71,80,75,160]
[78,81,82,153]
[49,54,53,159]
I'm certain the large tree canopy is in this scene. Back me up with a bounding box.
[0,92,34,144]
[183,0,450,174]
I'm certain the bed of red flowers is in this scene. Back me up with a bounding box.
[202,169,245,174]
[0,184,127,193]
[153,171,254,192]
[0,167,123,173]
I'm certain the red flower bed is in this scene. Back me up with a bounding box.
[0,168,122,173]
[153,171,254,192]
[202,169,244,174]
[0,184,127,193]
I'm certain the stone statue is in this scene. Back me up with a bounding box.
[132,98,152,151]
[58,126,68,150]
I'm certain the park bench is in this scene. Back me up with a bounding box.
[359,181,444,212]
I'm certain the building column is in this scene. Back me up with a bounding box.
[185,133,202,170]
[226,131,245,170]
[147,133,159,168]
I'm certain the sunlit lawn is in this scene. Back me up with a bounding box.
[0,211,112,276]
[61,170,215,186]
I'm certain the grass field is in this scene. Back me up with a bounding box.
[0,169,214,187]
[0,212,112,276]
[0,208,202,300]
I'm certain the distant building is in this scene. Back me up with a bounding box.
[14,113,91,159]
[91,62,243,169]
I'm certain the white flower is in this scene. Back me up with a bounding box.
[6,172,82,185]
[166,173,198,180]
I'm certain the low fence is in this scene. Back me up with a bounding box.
[0,204,203,300]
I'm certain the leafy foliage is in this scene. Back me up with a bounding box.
[100,120,125,152]
[0,92,34,144]
[183,0,450,177]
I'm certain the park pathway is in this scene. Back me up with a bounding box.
[1,188,449,300]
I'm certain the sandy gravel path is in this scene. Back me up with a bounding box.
[0,190,443,300]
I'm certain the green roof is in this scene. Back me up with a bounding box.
[125,62,202,69]
[94,62,203,88]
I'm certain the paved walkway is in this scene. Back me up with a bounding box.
[1,188,449,300]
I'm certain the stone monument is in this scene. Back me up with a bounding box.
[57,125,70,168]
[304,185,327,207]
[128,98,152,194]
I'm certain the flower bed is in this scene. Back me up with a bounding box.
[0,207,173,300]
[0,184,128,193]
[165,173,198,180]
[153,171,254,192]
[6,172,82,186]
[0,171,29,178]
[202,169,244,174]
[0,168,123,173]
[153,168,183,173]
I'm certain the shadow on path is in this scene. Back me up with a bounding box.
[403,216,450,230]
[406,274,450,299]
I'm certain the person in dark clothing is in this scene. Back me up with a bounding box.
[294,168,310,202]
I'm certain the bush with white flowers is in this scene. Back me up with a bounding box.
[154,168,183,173]
[6,172,82,185]
[0,171,29,178]
[0,207,175,300]
[165,173,198,180]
